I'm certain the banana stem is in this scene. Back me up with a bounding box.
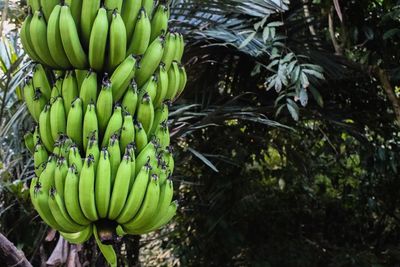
[95,220,118,245]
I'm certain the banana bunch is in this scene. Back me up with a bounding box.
[23,60,186,129]
[29,137,177,241]
[24,67,178,239]
[21,0,188,264]
[21,0,185,74]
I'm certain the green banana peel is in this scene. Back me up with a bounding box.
[93,224,117,267]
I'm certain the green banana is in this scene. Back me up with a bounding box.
[108,10,127,72]
[139,74,158,101]
[66,98,83,149]
[150,4,169,42]
[81,0,101,49]
[161,32,177,71]
[47,4,71,69]
[60,5,88,69]
[141,201,178,233]
[40,156,57,191]
[48,187,86,232]
[64,0,82,27]
[116,165,150,224]
[33,126,41,146]
[51,84,60,99]
[62,71,79,116]
[20,13,42,62]
[88,7,109,72]
[30,11,59,68]
[24,131,35,154]
[85,134,100,171]
[30,177,67,232]
[32,64,52,101]
[39,104,55,152]
[154,121,170,148]
[83,103,99,151]
[165,61,181,101]
[136,93,154,135]
[123,174,160,232]
[60,224,92,244]
[104,0,123,18]
[54,157,68,199]
[34,142,48,177]
[126,8,151,56]
[158,168,168,185]
[41,0,60,22]
[121,0,141,42]
[52,140,62,158]
[36,157,73,232]
[75,69,89,90]
[108,134,121,185]
[133,179,174,232]
[64,165,92,225]
[135,139,159,176]
[79,155,98,222]
[95,148,111,219]
[164,146,175,174]
[142,0,155,17]
[121,80,138,116]
[176,64,188,99]
[135,36,165,87]
[29,0,41,13]
[147,152,161,175]
[150,103,169,136]
[120,114,135,154]
[174,33,185,63]
[110,55,137,102]
[68,144,83,173]
[96,78,113,135]
[33,89,47,125]
[134,120,148,153]
[23,78,38,121]
[30,178,58,230]
[153,63,169,107]
[108,154,132,220]
[59,137,74,159]
[79,70,98,113]
[33,94,49,121]
[50,96,66,142]
[101,106,123,148]
[127,144,136,188]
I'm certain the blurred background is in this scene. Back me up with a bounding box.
[1,0,400,266]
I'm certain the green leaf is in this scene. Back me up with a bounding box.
[188,147,219,172]
[383,28,400,40]
[275,103,285,117]
[309,86,324,107]
[303,69,325,80]
[263,27,270,42]
[267,21,284,27]
[239,31,256,49]
[300,72,310,88]
[299,88,308,107]
[287,99,299,121]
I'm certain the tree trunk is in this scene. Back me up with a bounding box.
[0,233,32,267]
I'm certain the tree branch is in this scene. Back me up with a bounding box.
[302,0,316,36]
[374,68,400,125]
[0,233,32,267]
[328,7,343,55]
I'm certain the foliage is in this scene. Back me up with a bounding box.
[0,32,43,262]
